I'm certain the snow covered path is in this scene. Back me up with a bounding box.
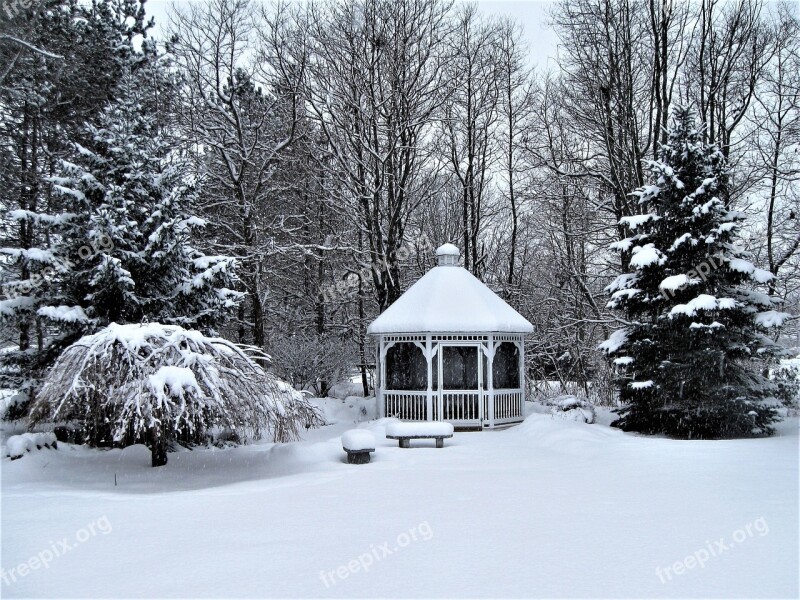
[2,411,798,598]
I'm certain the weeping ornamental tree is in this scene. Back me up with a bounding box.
[31,323,323,466]
[601,108,790,439]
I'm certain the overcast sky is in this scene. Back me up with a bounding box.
[142,0,561,69]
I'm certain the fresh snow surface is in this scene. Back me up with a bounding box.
[619,213,660,230]
[367,263,533,334]
[435,243,460,256]
[147,366,201,399]
[6,209,76,225]
[671,294,737,317]
[385,421,455,437]
[549,397,595,424]
[0,297,35,316]
[669,233,694,251]
[5,435,35,458]
[630,244,665,268]
[630,380,655,389]
[754,310,792,328]
[610,237,635,252]
[0,247,57,264]
[690,321,725,330]
[555,396,583,410]
[728,258,774,284]
[605,273,638,293]
[36,305,90,324]
[341,429,376,451]
[5,433,56,458]
[598,328,628,354]
[1,406,797,598]
[659,274,694,291]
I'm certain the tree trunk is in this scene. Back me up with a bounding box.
[151,425,168,467]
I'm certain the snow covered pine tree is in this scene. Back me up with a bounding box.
[601,107,791,439]
[1,69,241,415]
[48,78,242,332]
[0,0,152,414]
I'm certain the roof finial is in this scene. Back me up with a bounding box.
[436,243,460,267]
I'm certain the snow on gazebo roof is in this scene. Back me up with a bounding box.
[367,244,534,335]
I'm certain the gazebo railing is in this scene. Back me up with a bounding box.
[492,389,524,424]
[383,391,428,421]
[382,388,524,426]
[438,391,482,422]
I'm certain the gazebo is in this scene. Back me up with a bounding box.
[368,244,533,430]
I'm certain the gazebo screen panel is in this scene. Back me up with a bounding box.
[385,342,427,391]
[441,346,480,390]
[493,342,520,389]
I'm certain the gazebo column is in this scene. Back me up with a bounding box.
[376,337,384,418]
[414,337,435,421]
[485,335,496,428]
[425,335,433,421]
[517,338,525,418]
[378,338,396,419]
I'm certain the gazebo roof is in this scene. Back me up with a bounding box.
[367,245,534,335]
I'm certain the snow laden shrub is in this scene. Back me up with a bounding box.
[600,108,790,439]
[30,323,322,466]
[268,333,356,397]
[771,359,800,410]
[549,395,596,424]
[5,433,57,460]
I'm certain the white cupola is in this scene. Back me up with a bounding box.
[435,243,461,266]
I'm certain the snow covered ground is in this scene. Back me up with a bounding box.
[2,400,797,598]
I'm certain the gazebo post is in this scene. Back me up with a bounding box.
[518,338,525,417]
[377,336,385,419]
[486,335,495,428]
[425,334,433,421]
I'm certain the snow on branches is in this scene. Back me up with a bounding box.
[30,323,323,466]
[600,107,791,439]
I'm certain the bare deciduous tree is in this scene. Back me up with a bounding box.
[169,0,306,347]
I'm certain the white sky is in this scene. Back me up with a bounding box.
[142,0,560,69]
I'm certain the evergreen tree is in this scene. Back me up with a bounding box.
[1,65,242,412]
[0,0,153,408]
[600,107,790,439]
[48,72,242,330]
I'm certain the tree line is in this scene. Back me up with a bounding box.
[1,0,798,406]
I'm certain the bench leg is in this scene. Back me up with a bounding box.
[436,438,443,448]
[347,451,371,464]
[399,439,409,449]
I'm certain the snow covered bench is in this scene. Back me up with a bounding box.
[5,432,58,460]
[385,422,454,448]
[341,429,376,464]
